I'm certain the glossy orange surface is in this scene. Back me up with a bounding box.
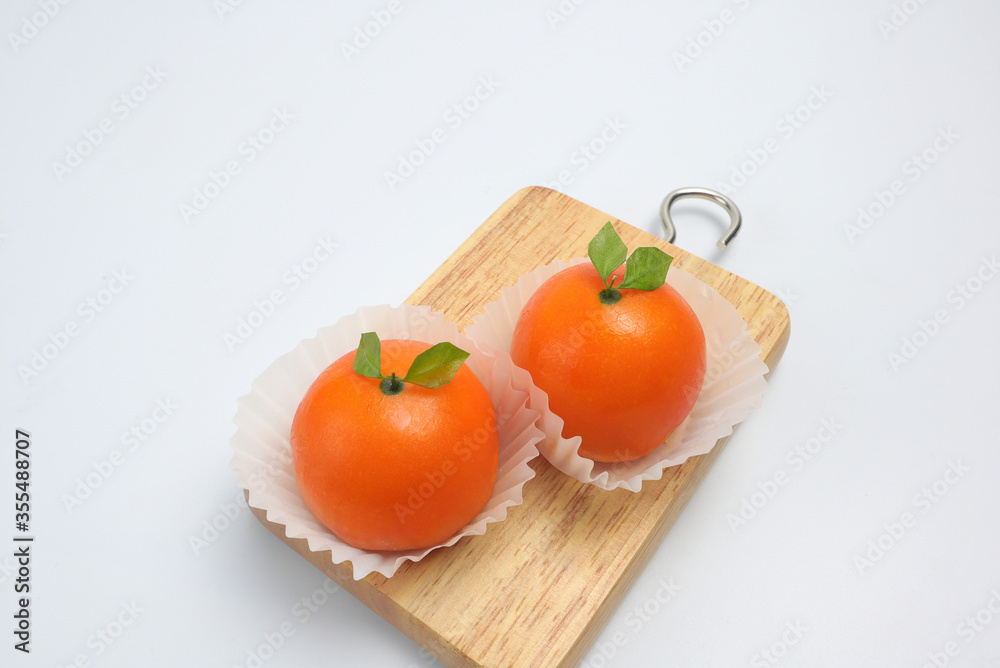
[290,340,499,551]
[510,263,706,462]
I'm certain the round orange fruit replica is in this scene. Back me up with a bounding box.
[510,223,706,463]
[290,333,499,551]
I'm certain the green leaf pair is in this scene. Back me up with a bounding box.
[353,332,470,391]
[588,221,673,293]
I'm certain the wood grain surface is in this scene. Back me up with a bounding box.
[245,186,791,668]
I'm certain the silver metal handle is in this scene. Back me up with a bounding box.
[659,187,742,249]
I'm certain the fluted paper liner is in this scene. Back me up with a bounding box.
[229,304,544,580]
[465,257,769,492]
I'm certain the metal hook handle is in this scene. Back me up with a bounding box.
[659,187,742,249]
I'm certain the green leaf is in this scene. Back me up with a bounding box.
[402,342,470,389]
[618,246,673,291]
[588,222,628,284]
[353,332,383,379]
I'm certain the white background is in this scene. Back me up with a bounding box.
[2,1,999,667]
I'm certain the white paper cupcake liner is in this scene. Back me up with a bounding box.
[229,304,544,580]
[465,257,769,492]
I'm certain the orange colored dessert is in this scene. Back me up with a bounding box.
[291,336,499,551]
[511,223,706,463]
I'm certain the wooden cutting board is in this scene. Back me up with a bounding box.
[246,186,791,667]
